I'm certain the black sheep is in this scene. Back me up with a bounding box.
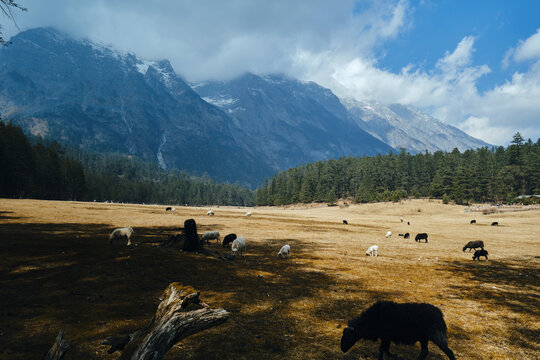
[473,249,489,261]
[404,232,410,239]
[341,301,456,360]
[165,207,172,211]
[491,221,499,226]
[343,220,348,225]
[415,233,428,243]
[463,240,484,252]
[470,219,476,224]
[222,233,237,248]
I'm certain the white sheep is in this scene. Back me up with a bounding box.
[206,210,214,216]
[366,245,378,256]
[231,237,247,257]
[201,230,220,244]
[385,231,392,238]
[278,244,291,258]
[172,207,176,213]
[245,211,252,217]
[109,227,134,246]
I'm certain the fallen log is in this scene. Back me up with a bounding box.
[101,282,229,360]
[44,331,71,360]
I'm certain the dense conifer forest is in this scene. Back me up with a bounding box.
[255,133,540,206]
[2,120,539,207]
[0,121,254,206]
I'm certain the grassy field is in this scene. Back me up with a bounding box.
[0,198,538,359]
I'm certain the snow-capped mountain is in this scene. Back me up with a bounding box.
[193,73,392,170]
[342,98,490,153]
[0,27,270,186]
[0,27,490,187]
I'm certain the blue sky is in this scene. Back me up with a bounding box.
[377,0,540,92]
[2,0,540,145]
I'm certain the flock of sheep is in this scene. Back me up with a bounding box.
[359,217,492,262]
[106,206,501,359]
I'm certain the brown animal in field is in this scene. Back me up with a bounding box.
[463,240,484,252]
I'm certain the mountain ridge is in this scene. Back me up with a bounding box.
[1,27,491,188]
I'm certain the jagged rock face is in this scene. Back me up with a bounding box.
[0,28,269,186]
[341,98,490,153]
[0,28,489,187]
[193,73,392,170]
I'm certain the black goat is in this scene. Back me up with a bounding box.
[341,300,455,359]
[463,240,484,252]
[415,233,428,243]
[222,233,237,248]
[470,219,476,224]
[473,249,489,261]
[165,207,172,211]
[404,232,410,239]
[343,220,348,225]
[491,222,499,226]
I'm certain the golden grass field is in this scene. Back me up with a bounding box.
[0,198,538,359]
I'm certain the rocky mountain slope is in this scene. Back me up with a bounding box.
[0,28,269,186]
[193,73,392,170]
[0,27,490,187]
[342,98,490,153]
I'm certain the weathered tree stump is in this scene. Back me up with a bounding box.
[44,331,71,360]
[182,219,201,251]
[101,282,229,360]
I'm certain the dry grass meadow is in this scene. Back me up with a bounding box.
[0,198,539,359]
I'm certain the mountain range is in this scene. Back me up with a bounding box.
[0,28,490,187]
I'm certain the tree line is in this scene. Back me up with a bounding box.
[3,120,538,207]
[255,133,540,206]
[0,121,254,206]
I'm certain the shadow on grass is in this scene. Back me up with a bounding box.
[0,210,23,220]
[1,219,472,360]
[442,259,540,355]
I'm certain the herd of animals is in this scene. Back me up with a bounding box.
[106,207,502,359]
[361,217,491,261]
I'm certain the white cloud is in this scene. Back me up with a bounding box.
[293,33,540,145]
[514,28,540,62]
[2,0,539,145]
[436,36,475,72]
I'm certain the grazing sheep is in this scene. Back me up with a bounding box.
[343,220,348,225]
[206,210,214,216]
[278,244,291,258]
[404,232,410,239]
[398,233,404,237]
[231,237,246,257]
[407,221,410,225]
[400,217,404,223]
[201,230,220,244]
[470,219,476,224]
[473,249,489,261]
[415,233,428,243]
[222,233,237,248]
[165,207,172,212]
[463,240,484,252]
[385,231,392,238]
[245,211,252,217]
[491,221,499,226]
[109,227,134,246]
[172,207,175,213]
[366,245,378,256]
[340,300,456,360]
